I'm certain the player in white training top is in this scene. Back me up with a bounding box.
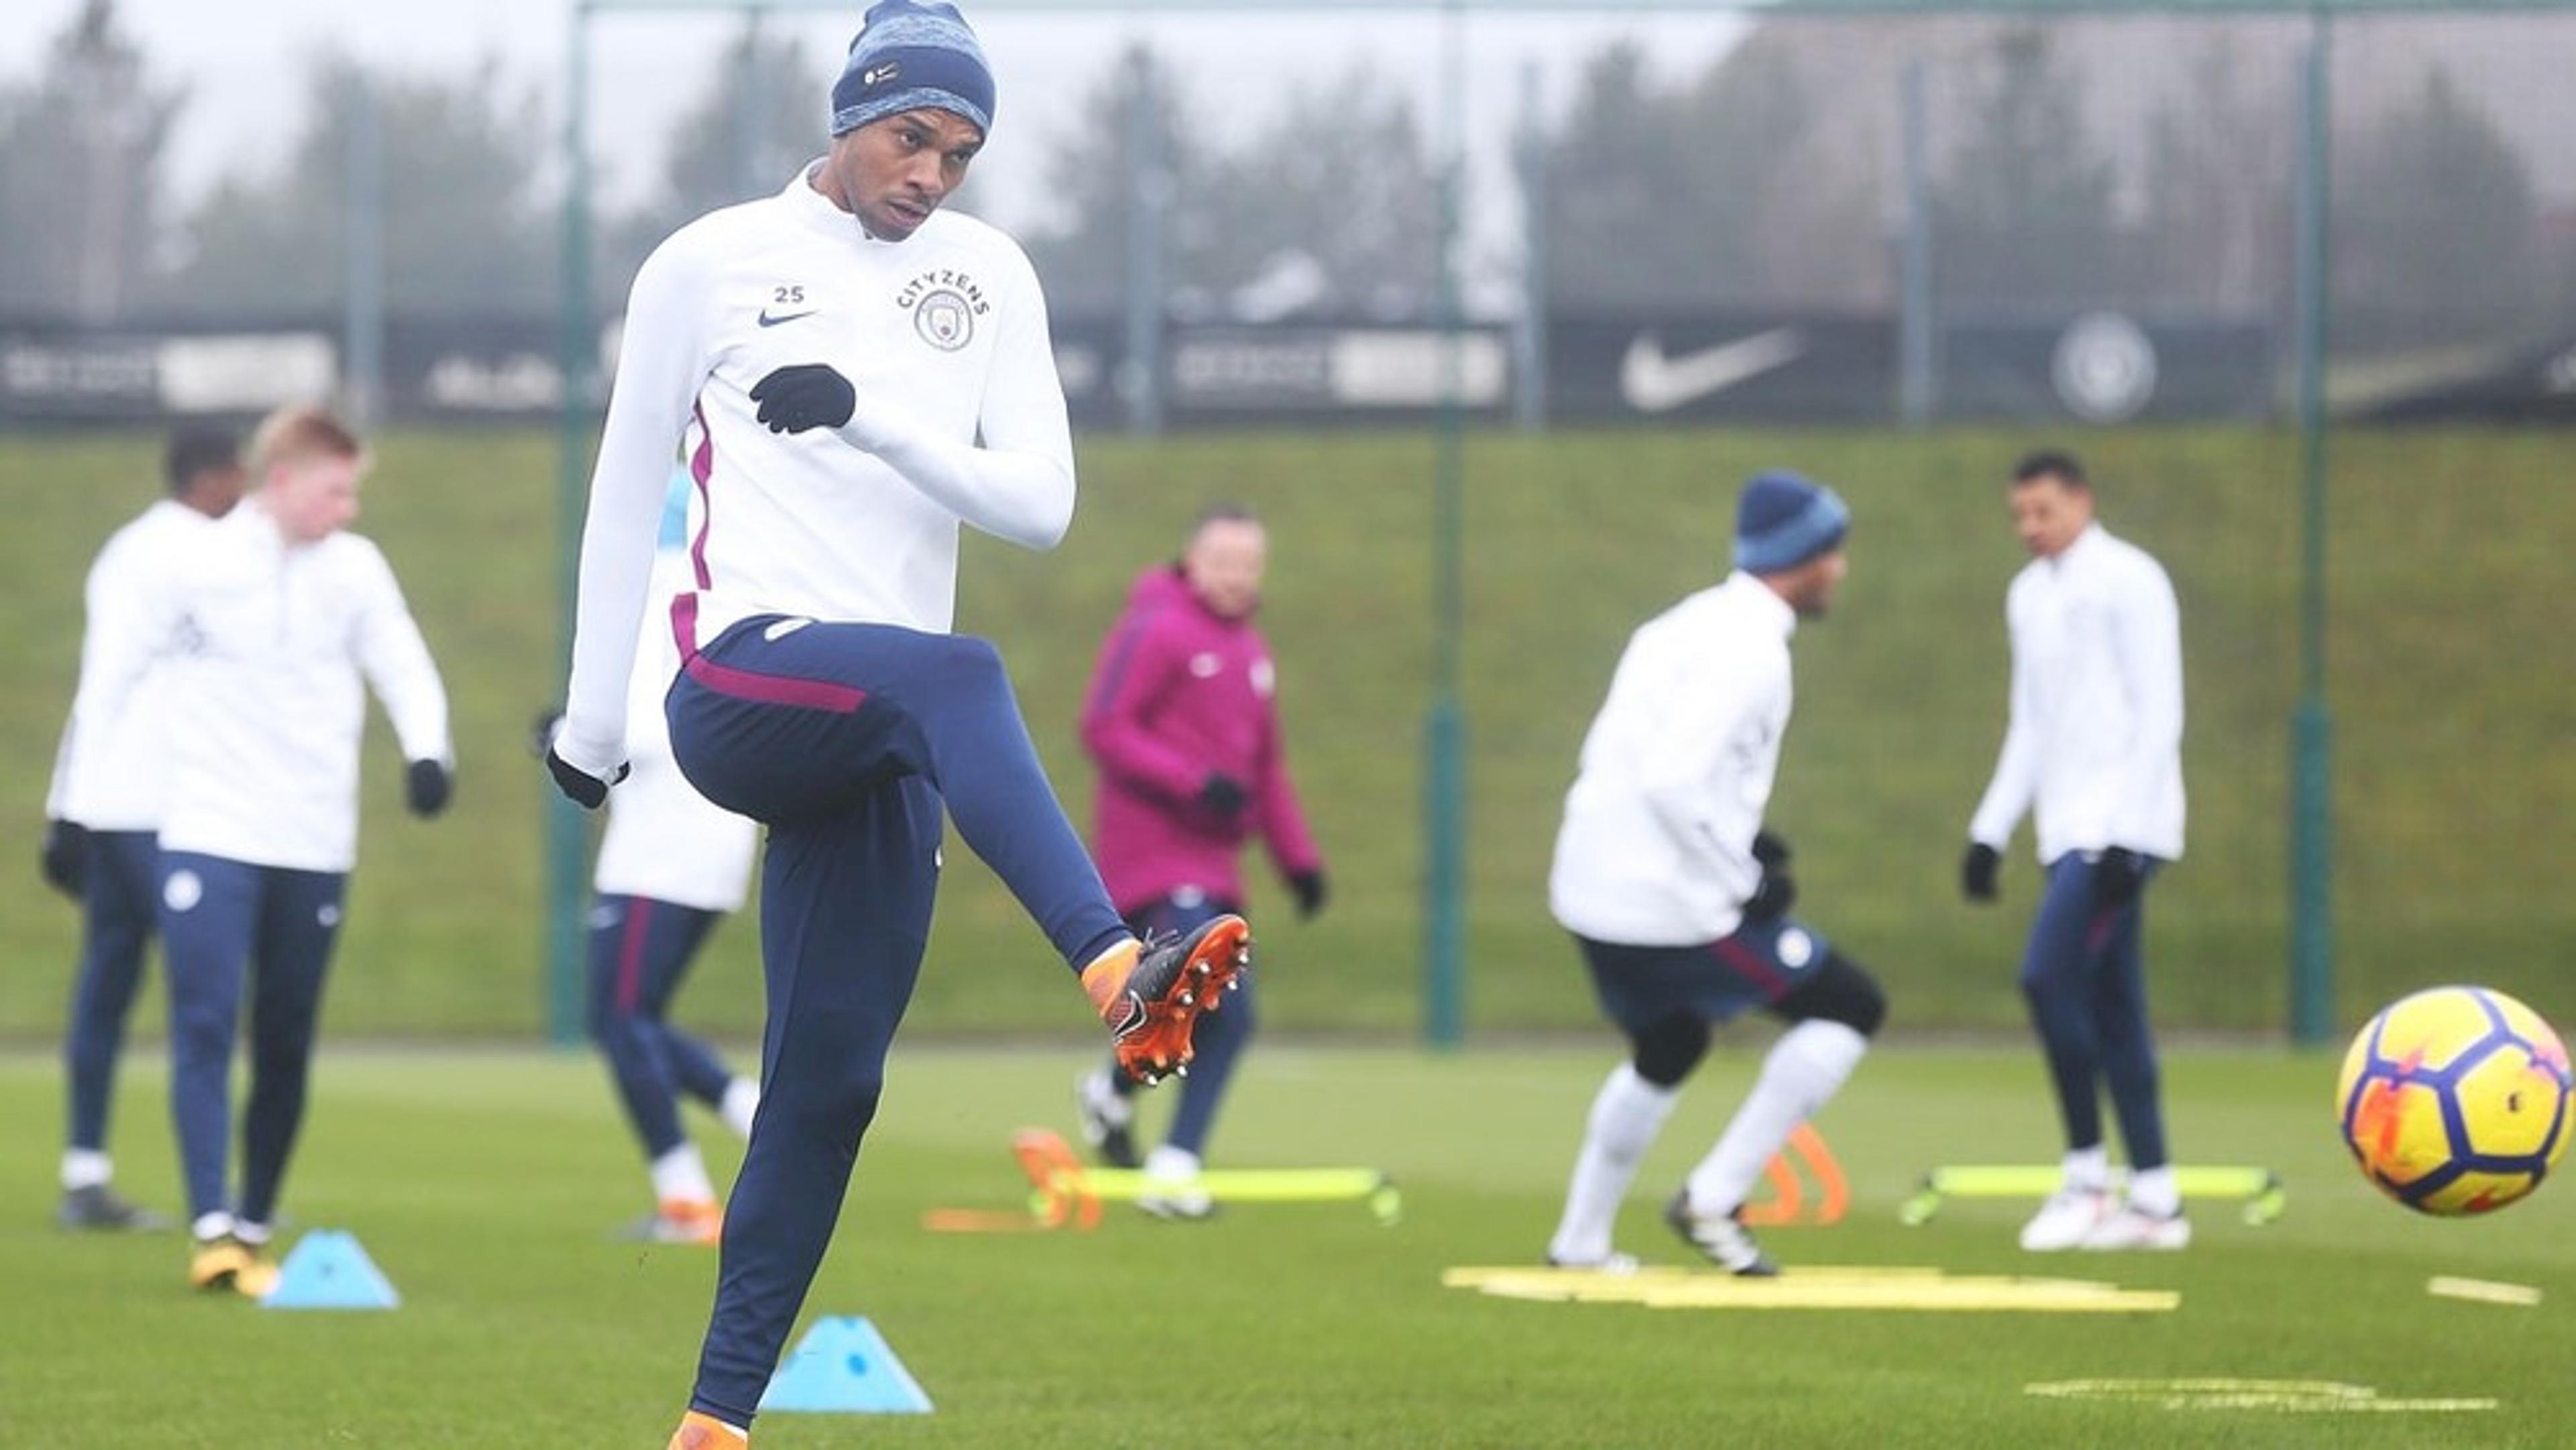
[539,6,1250,1444]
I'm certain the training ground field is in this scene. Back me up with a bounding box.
[6,1045,2573,1447]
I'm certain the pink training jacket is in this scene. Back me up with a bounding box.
[1079,564,1323,917]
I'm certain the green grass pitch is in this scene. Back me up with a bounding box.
[6,1043,2573,1447]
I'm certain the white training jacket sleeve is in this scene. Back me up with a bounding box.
[45,541,129,817]
[835,250,1074,552]
[1633,648,1770,886]
[2110,558,2185,846]
[1969,589,2041,850]
[561,236,716,780]
[349,539,452,768]
[56,558,176,821]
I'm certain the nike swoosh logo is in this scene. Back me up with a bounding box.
[1619,327,1805,413]
[758,309,816,327]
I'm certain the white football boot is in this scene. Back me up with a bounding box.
[2080,1204,2192,1251]
[2018,1186,2114,1251]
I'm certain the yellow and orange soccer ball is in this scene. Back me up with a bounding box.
[2338,986,2571,1216]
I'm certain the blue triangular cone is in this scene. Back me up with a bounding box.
[759,1316,932,1414]
[261,1229,400,1310]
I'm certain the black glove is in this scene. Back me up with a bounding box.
[405,760,453,819]
[40,819,91,900]
[1746,830,1795,920]
[750,364,856,435]
[1961,842,2000,903]
[2095,847,2147,909]
[546,746,628,811]
[1289,868,1328,920]
[1197,773,1248,818]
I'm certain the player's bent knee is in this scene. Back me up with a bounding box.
[1784,952,1887,1038]
[1629,1012,1711,1088]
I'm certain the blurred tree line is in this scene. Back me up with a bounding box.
[1,0,2568,353]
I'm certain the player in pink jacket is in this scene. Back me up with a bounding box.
[1074,505,1326,1215]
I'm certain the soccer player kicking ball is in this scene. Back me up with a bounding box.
[62,405,453,1293]
[1545,472,1886,1277]
[542,5,1248,1445]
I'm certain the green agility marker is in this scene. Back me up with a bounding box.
[1898,1166,2284,1227]
[1033,1167,1401,1226]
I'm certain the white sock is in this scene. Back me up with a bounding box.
[1144,1145,1201,1183]
[234,1219,272,1247]
[192,1210,236,1243]
[719,1078,760,1139]
[1548,1064,1679,1265]
[2128,1164,2180,1216]
[2063,1144,2112,1192]
[61,1148,111,1192]
[649,1145,717,1206]
[1684,1021,1868,1216]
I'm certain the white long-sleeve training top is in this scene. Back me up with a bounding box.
[1550,572,1799,946]
[62,498,451,873]
[46,499,219,831]
[557,164,1076,780]
[1969,522,2186,866]
[592,549,761,913]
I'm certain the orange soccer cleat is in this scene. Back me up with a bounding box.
[1079,916,1251,1086]
[665,1411,748,1449]
[189,1235,280,1298]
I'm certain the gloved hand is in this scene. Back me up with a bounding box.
[750,364,856,435]
[1746,829,1795,920]
[546,747,628,811]
[40,819,91,900]
[1197,773,1248,819]
[405,760,453,819]
[1961,842,2000,903]
[1289,868,1328,920]
[2095,847,2147,909]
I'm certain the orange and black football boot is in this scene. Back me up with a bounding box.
[1079,915,1251,1086]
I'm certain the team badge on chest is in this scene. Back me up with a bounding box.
[897,268,988,353]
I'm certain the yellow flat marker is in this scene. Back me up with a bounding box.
[1445,1264,2178,1314]
[2028,1378,2496,1412]
[2426,1276,2543,1307]
[1640,1280,2178,1314]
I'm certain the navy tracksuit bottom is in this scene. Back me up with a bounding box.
[666,616,1128,1425]
[587,895,739,1161]
[160,851,346,1228]
[64,830,160,1159]
[2019,852,2168,1172]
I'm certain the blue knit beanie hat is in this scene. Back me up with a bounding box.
[831,0,995,139]
[1735,470,1850,574]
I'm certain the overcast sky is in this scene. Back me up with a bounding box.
[10,0,1750,247]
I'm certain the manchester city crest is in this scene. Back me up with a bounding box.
[913,287,975,352]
